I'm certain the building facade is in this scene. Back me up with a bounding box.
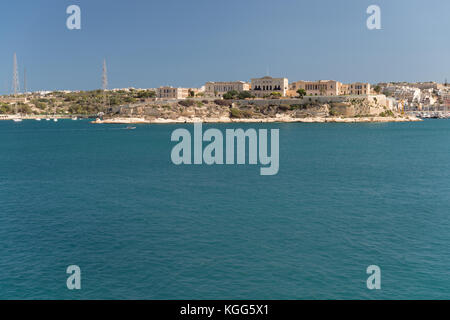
[205,81,250,97]
[288,80,342,97]
[251,76,289,97]
[442,92,450,107]
[344,82,371,95]
[156,87,190,99]
[288,80,371,97]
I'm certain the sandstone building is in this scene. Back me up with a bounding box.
[205,81,250,97]
[251,76,289,97]
[156,87,190,99]
[288,80,371,97]
[288,80,341,96]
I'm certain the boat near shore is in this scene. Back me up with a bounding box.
[411,111,450,119]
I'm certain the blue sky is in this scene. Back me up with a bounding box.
[0,0,449,94]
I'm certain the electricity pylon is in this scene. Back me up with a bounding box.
[12,53,19,96]
[102,59,108,112]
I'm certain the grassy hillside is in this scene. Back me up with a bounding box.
[0,89,156,115]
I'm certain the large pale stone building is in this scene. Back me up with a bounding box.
[288,80,371,97]
[251,76,289,97]
[343,82,371,95]
[156,87,190,99]
[205,81,250,97]
[288,80,342,97]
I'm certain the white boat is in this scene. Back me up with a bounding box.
[53,118,58,122]
[13,118,23,122]
[35,118,42,121]
[72,117,78,121]
[46,118,51,121]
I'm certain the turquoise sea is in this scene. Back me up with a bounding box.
[0,119,449,299]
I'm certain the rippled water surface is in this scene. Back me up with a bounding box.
[0,119,449,299]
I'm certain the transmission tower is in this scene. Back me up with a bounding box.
[12,53,19,96]
[102,59,108,113]
[24,68,27,95]
[102,59,108,91]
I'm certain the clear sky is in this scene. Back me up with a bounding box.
[0,0,449,94]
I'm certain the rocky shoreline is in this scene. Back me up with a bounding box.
[0,115,75,121]
[94,96,423,124]
[92,115,421,124]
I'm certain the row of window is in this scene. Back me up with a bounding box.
[159,89,177,93]
[253,85,283,91]
[304,84,331,90]
[351,85,367,89]
[210,86,240,92]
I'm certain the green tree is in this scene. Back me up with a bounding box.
[237,91,254,99]
[0,104,12,114]
[297,88,307,98]
[136,90,156,99]
[270,92,282,98]
[223,90,239,100]
[223,92,234,100]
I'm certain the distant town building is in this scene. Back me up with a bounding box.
[442,92,450,107]
[251,76,289,98]
[400,82,444,91]
[420,89,437,106]
[205,81,250,97]
[0,96,27,104]
[383,85,421,103]
[156,87,190,99]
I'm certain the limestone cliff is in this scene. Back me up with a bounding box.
[107,96,396,121]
